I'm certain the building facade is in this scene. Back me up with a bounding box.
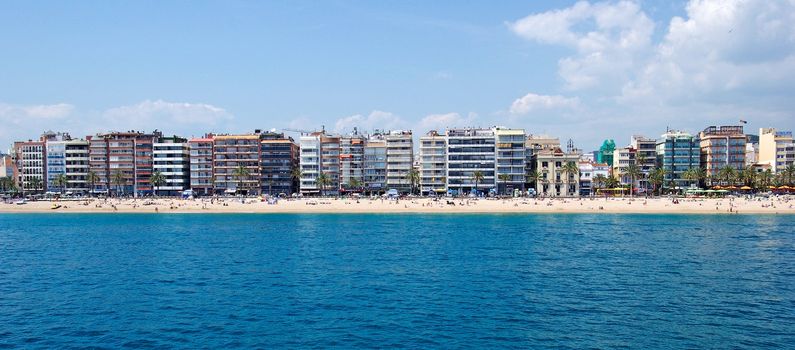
[153,136,190,195]
[339,133,366,193]
[363,133,387,194]
[13,139,46,193]
[88,131,161,196]
[419,130,446,195]
[494,127,526,195]
[699,125,746,179]
[189,136,214,196]
[385,130,414,193]
[260,132,299,196]
[758,128,794,173]
[656,131,701,190]
[446,128,495,196]
[533,147,581,197]
[213,134,261,195]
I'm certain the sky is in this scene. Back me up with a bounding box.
[1,0,794,151]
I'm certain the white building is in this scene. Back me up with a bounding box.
[363,133,387,194]
[153,137,190,195]
[759,128,794,173]
[419,130,446,195]
[385,130,414,194]
[494,127,526,196]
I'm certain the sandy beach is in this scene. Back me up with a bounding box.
[2,196,795,214]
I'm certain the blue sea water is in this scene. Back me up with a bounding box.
[0,214,793,349]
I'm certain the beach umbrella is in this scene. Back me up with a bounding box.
[740,186,752,190]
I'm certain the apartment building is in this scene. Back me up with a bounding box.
[153,136,190,195]
[494,127,526,195]
[88,131,161,196]
[13,139,46,193]
[189,136,214,196]
[533,147,581,197]
[385,130,413,194]
[525,135,560,191]
[0,153,13,179]
[363,133,387,194]
[699,125,746,179]
[656,130,700,190]
[260,132,299,196]
[43,132,90,194]
[213,133,261,195]
[612,146,636,185]
[339,132,366,193]
[419,130,446,195]
[446,128,495,196]
[758,128,794,173]
[299,132,341,196]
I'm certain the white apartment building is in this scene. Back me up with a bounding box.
[445,128,496,196]
[385,130,413,193]
[494,127,526,195]
[759,128,794,173]
[419,130,446,195]
[153,137,190,195]
[340,133,366,192]
[363,133,387,194]
[300,132,341,196]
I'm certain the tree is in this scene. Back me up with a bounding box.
[635,153,648,193]
[52,173,69,193]
[561,161,579,196]
[86,171,100,197]
[28,177,43,194]
[740,168,756,188]
[232,165,251,195]
[471,170,485,196]
[648,167,666,195]
[111,171,127,197]
[782,164,795,186]
[346,178,362,195]
[624,163,642,197]
[605,175,620,190]
[526,170,539,191]
[593,174,607,196]
[682,168,699,189]
[498,174,511,196]
[0,176,16,193]
[718,166,737,186]
[405,169,420,195]
[758,169,773,189]
[290,167,302,194]
[316,172,330,197]
[150,170,166,197]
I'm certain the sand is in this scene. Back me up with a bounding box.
[2,196,795,214]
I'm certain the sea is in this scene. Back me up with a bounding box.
[0,213,793,349]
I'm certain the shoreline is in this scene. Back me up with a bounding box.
[2,197,794,215]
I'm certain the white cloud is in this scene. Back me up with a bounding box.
[333,110,405,134]
[102,100,233,130]
[509,0,654,90]
[419,112,477,132]
[509,93,580,115]
[0,103,74,124]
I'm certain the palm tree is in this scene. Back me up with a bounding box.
[0,176,16,194]
[740,168,756,188]
[561,161,579,196]
[316,172,330,197]
[150,170,166,197]
[405,169,420,195]
[605,175,620,191]
[498,174,511,196]
[53,173,69,193]
[232,165,251,195]
[86,170,100,197]
[624,163,642,197]
[782,164,795,186]
[593,174,607,197]
[693,167,707,188]
[682,168,699,189]
[635,153,648,193]
[758,169,773,189]
[526,170,539,193]
[648,167,666,195]
[28,177,43,195]
[718,166,737,186]
[111,171,126,197]
[471,170,485,196]
[290,167,302,194]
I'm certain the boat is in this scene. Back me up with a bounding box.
[51,204,62,210]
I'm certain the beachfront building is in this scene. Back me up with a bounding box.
[419,130,447,196]
[43,132,90,194]
[260,131,299,196]
[525,135,561,192]
[446,128,496,196]
[385,130,414,194]
[153,136,190,196]
[0,153,13,179]
[213,133,261,195]
[612,146,636,186]
[363,133,387,194]
[656,130,701,190]
[13,138,46,193]
[495,127,526,196]
[299,132,341,196]
[189,136,214,196]
[88,130,161,196]
[532,147,581,197]
[631,135,657,193]
[579,161,609,196]
[339,132,366,193]
[699,125,746,180]
[758,128,794,173]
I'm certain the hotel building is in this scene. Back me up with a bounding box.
[495,127,527,195]
[758,128,794,173]
[363,133,387,194]
[153,136,190,195]
[385,130,414,193]
[446,128,496,195]
[13,138,46,193]
[88,130,161,196]
[699,125,746,179]
[656,130,700,190]
[419,130,447,195]
[189,136,214,196]
[340,132,366,193]
[260,131,299,196]
[213,133,261,195]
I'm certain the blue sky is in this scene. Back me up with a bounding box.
[1,0,793,151]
